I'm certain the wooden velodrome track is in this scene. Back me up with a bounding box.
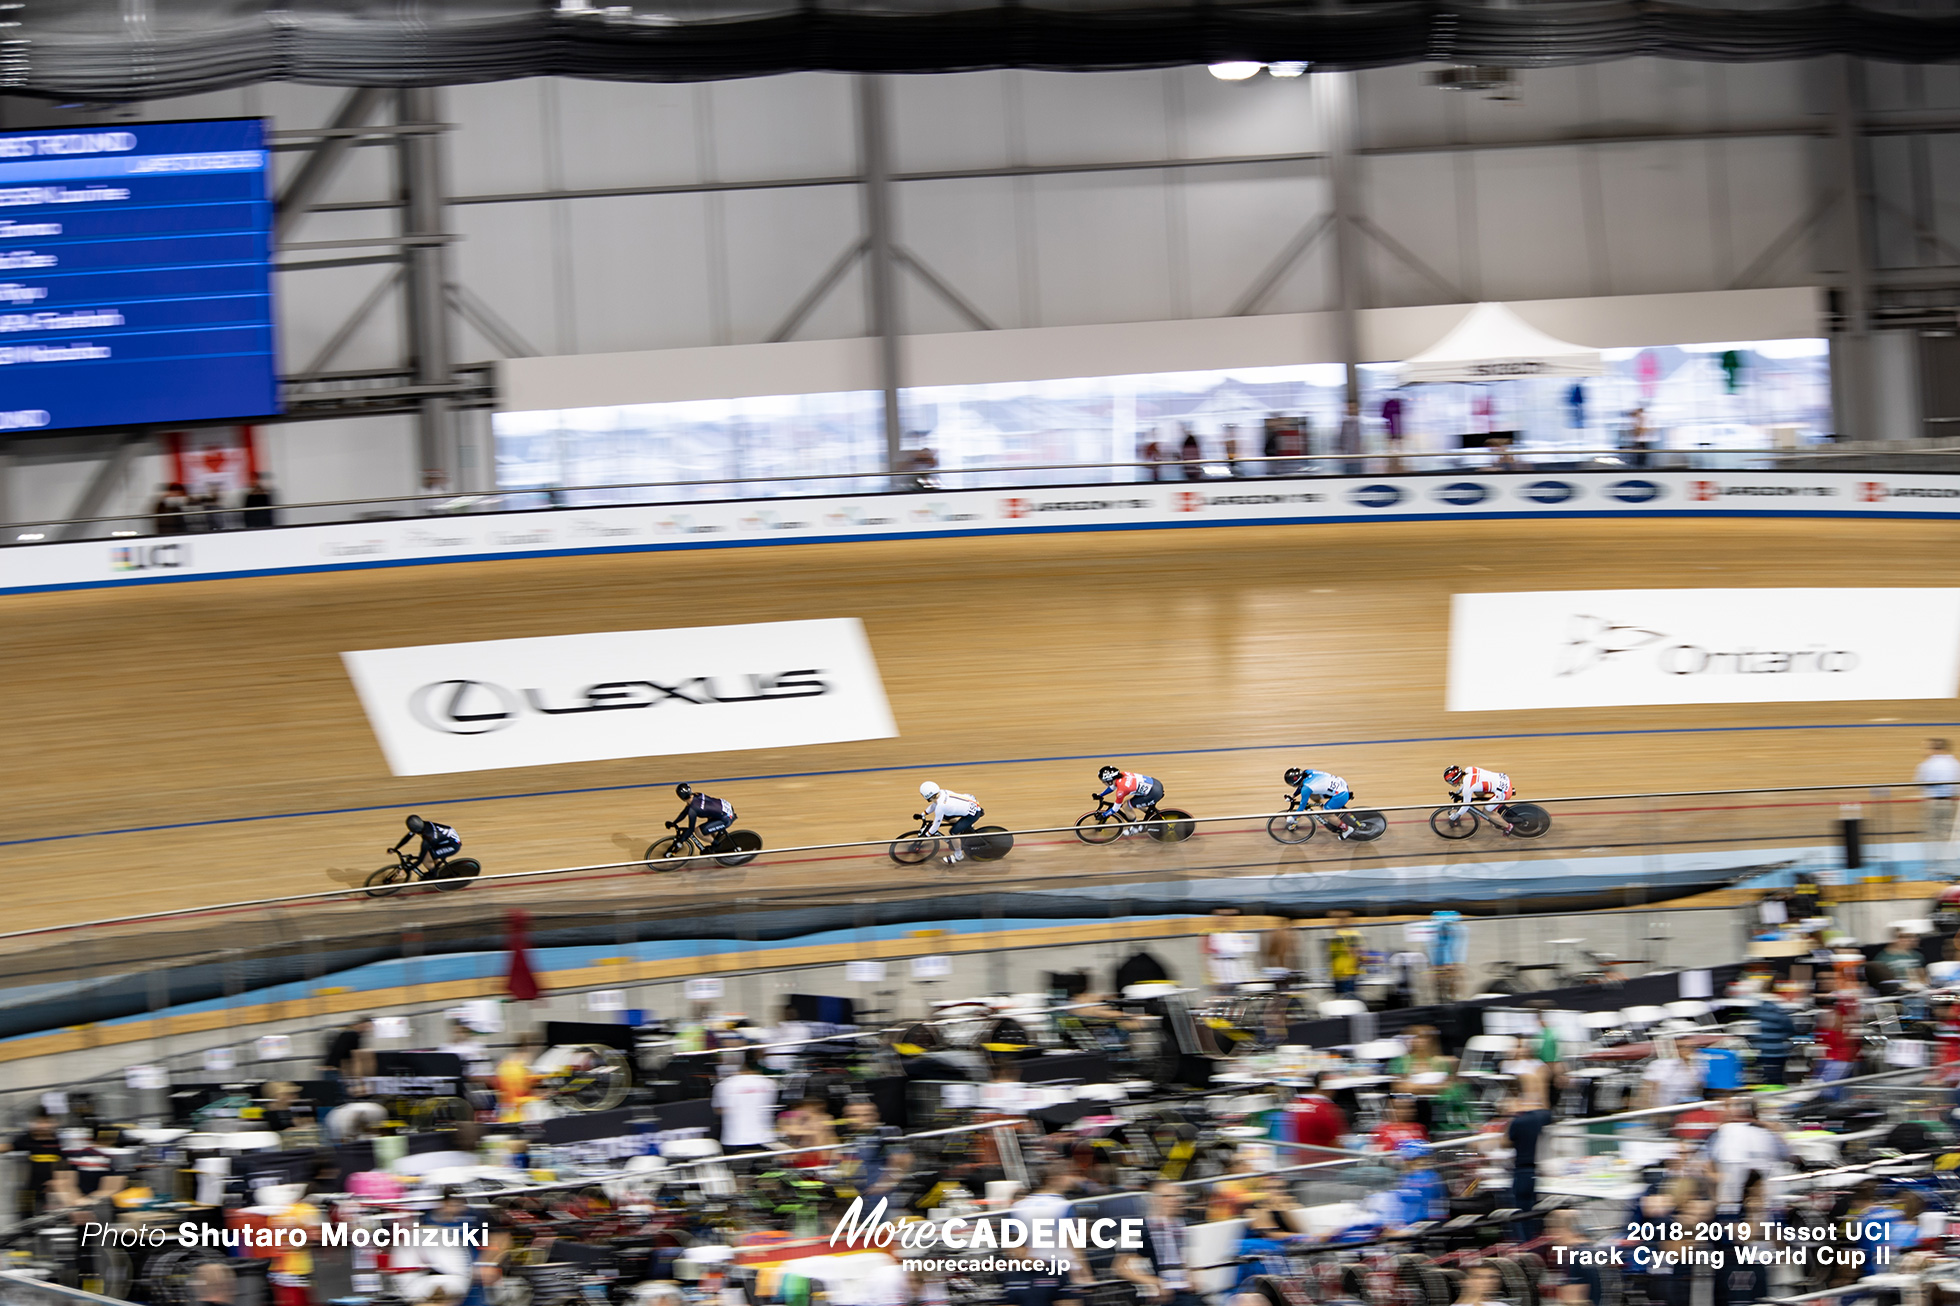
[5,516,1960,935]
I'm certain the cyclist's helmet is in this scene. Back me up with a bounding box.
[1098,765,1120,784]
[920,780,941,800]
[1443,765,1465,786]
[675,782,693,801]
[1284,767,1306,786]
[405,814,426,833]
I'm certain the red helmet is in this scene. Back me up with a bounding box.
[1443,765,1465,786]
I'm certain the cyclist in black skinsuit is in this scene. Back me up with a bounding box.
[391,814,460,869]
[670,783,736,850]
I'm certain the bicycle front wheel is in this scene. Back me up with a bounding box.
[1267,813,1316,845]
[365,864,414,898]
[889,832,939,865]
[644,836,696,871]
[1145,809,1196,843]
[1075,811,1122,844]
[1429,807,1478,840]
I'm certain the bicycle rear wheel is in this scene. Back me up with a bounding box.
[1429,807,1478,840]
[1346,810,1389,841]
[969,825,1014,860]
[889,832,938,865]
[1506,803,1553,837]
[714,829,764,866]
[1145,808,1196,843]
[365,864,414,897]
[432,857,481,890]
[1266,813,1316,845]
[1075,811,1122,844]
[644,835,697,871]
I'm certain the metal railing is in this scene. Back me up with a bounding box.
[9,441,1956,545]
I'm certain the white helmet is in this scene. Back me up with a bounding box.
[919,780,941,799]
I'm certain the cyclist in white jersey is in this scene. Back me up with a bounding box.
[918,780,983,864]
[1443,764,1515,833]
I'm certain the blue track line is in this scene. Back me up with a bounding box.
[3,719,1952,850]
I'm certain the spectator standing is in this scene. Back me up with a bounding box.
[1917,738,1960,843]
[1640,1035,1704,1108]
[1116,1182,1201,1306]
[11,1111,62,1217]
[319,1016,372,1115]
[152,482,191,535]
[1338,400,1363,474]
[712,1053,779,1152]
[1750,994,1795,1086]
[242,474,277,529]
[1502,1091,1553,1239]
[1429,910,1467,1002]
[1178,429,1203,482]
[1627,407,1654,469]
[1279,1073,1347,1151]
[1325,910,1364,998]
[1706,1097,1788,1205]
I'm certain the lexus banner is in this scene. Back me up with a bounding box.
[1446,589,1960,711]
[342,619,897,776]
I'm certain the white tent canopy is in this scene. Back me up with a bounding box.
[1397,301,1604,383]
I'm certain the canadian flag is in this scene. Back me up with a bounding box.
[1860,482,1888,503]
[1688,481,1720,502]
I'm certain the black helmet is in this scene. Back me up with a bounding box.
[1283,767,1305,786]
[1098,765,1120,783]
[676,783,693,801]
[406,814,426,833]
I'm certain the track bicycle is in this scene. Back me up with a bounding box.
[888,812,1014,865]
[1265,793,1388,844]
[1073,796,1197,844]
[643,821,764,871]
[365,846,482,897]
[1428,795,1552,840]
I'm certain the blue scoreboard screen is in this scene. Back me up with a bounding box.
[0,118,279,435]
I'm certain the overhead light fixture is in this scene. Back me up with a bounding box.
[1268,61,1309,78]
[16,532,44,541]
[111,530,139,537]
[1208,62,1263,82]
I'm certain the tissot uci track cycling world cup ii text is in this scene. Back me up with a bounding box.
[0,118,279,433]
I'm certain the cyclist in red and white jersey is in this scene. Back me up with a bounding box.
[1443,764,1515,833]
[1095,765,1165,825]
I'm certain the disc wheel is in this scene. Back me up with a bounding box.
[643,835,698,872]
[433,856,481,890]
[968,825,1014,860]
[1506,803,1553,837]
[1267,813,1317,845]
[1346,810,1389,841]
[714,829,764,866]
[365,864,414,898]
[1144,808,1196,843]
[889,832,939,865]
[1075,810,1123,845]
[1430,806,1479,840]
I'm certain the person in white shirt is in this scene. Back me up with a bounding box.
[918,780,984,865]
[1639,1036,1703,1109]
[711,1053,780,1150]
[1916,738,1960,840]
[1706,1097,1787,1205]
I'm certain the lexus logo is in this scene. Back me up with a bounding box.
[411,680,522,734]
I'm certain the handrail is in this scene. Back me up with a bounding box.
[4,443,1945,541]
[0,778,1927,944]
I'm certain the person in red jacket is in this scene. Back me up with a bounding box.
[1371,1095,1428,1152]
[1280,1073,1348,1152]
